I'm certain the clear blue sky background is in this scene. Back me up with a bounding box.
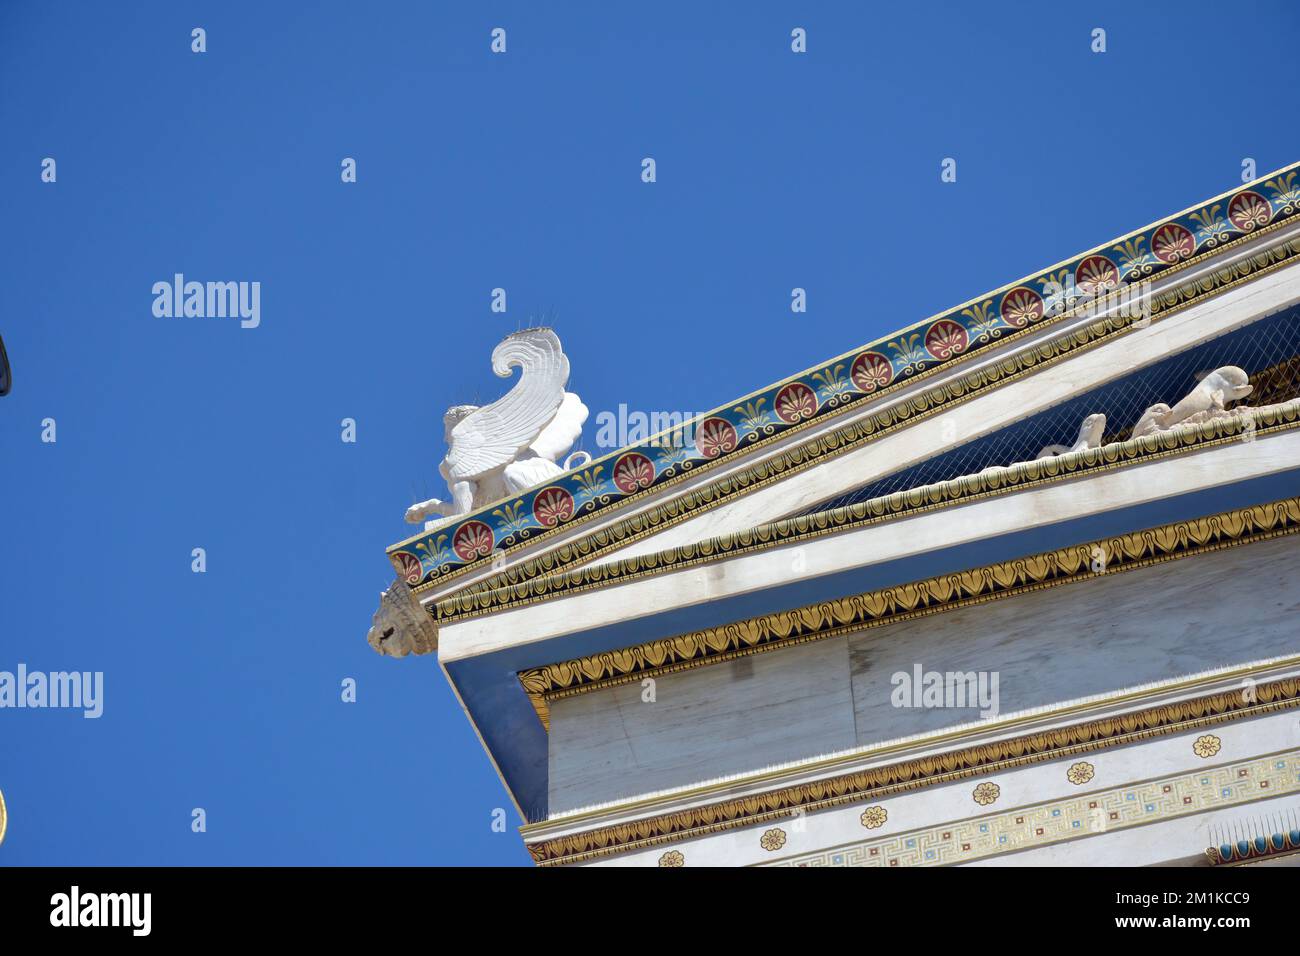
[1,1,1297,865]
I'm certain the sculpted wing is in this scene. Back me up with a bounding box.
[444,329,569,482]
[529,392,589,463]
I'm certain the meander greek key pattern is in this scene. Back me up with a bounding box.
[768,752,1300,867]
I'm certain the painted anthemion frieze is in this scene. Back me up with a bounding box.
[370,161,1300,867]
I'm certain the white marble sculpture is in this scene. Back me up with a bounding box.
[1131,366,1253,439]
[978,366,1272,480]
[404,328,592,530]
[367,578,438,657]
[1036,413,1107,459]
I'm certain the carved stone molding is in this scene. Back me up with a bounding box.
[524,674,1300,866]
[517,495,1300,727]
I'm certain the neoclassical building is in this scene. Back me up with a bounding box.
[371,162,1300,867]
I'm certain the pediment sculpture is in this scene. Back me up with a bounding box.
[1029,366,1261,466]
[405,327,592,531]
[1130,366,1253,439]
[1036,413,1107,459]
[978,366,1267,480]
[369,327,593,658]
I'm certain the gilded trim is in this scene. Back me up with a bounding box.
[391,165,1300,588]
[527,654,1300,832]
[445,402,1300,623]
[525,675,1300,865]
[517,496,1300,728]
[774,752,1300,868]
[1206,827,1300,865]
[419,228,1300,598]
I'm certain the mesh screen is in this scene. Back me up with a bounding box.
[800,307,1300,516]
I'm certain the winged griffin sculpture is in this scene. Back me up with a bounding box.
[368,328,591,658]
[404,327,592,530]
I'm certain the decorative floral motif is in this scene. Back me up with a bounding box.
[850,351,894,392]
[973,781,1001,806]
[1229,190,1271,232]
[652,441,691,472]
[658,850,684,867]
[733,400,770,435]
[1067,761,1095,785]
[1265,172,1300,214]
[533,486,575,527]
[414,533,452,569]
[1193,734,1222,759]
[924,319,969,360]
[1074,254,1119,294]
[1189,205,1230,246]
[611,452,655,494]
[694,418,739,459]
[774,383,818,424]
[491,500,530,536]
[759,827,787,851]
[999,287,1043,328]
[451,521,494,561]
[570,467,607,507]
[392,551,423,585]
[962,300,1002,343]
[888,332,929,373]
[810,364,850,401]
[1150,223,1195,264]
[1113,237,1155,278]
[860,806,888,829]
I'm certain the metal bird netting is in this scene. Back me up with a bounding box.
[800,306,1300,516]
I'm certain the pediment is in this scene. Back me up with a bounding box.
[389,162,1300,607]
[375,164,1300,822]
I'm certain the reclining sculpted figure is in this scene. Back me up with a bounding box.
[1131,366,1253,440]
[1036,413,1107,459]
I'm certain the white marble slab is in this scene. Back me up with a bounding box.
[548,638,856,813]
[547,534,1300,815]
[847,534,1300,743]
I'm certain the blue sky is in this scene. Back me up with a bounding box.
[0,1,1297,865]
